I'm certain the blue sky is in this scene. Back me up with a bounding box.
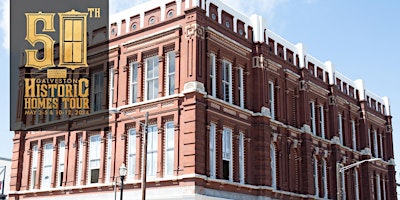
[1,0,399,194]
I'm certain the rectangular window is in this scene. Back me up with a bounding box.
[351,120,357,150]
[166,52,175,96]
[41,143,53,189]
[382,176,386,200]
[222,61,232,104]
[209,123,216,178]
[30,145,38,190]
[57,141,65,187]
[210,54,216,97]
[322,159,328,199]
[89,135,101,184]
[239,132,245,184]
[109,68,114,108]
[165,122,174,176]
[222,128,232,181]
[379,134,384,158]
[128,129,136,179]
[105,132,112,183]
[269,81,275,119]
[376,175,381,200]
[147,125,158,177]
[354,169,360,200]
[341,167,346,200]
[314,156,319,197]
[93,72,104,112]
[373,130,378,157]
[319,106,325,138]
[270,143,276,189]
[310,102,316,135]
[338,114,343,145]
[238,68,244,108]
[77,137,83,186]
[145,56,159,100]
[130,62,138,103]
[368,129,371,148]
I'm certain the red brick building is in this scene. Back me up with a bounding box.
[10,0,397,199]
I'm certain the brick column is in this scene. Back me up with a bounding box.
[66,131,77,187]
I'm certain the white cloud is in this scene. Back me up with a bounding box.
[0,0,10,50]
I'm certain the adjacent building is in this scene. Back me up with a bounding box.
[10,0,397,199]
[0,157,12,200]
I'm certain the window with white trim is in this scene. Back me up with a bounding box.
[338,114,343,145]
[379,133,384,158]
[105,132,112,183]
[376,174,381,200]
[128,129,136,179]
[382,176,386,200]
[41,143,53,189]
[269,81,275,119]
[89,135,101,184]
[130,62,138,103]
[313,156,319,197]
[209,123,216,178]
[210,54,216,97]
[319,105,325,138]
[310,101,316,135]
[368,128,371,148]
[166,52,175,96]
[341,167,346,200]
[239,132,245,183]
[77,137,83,186]
[351,120,357,150]
[93,72,104,112]
[165,122,174,176]
[57,141,65,187]
[238,68,244,108]
[145,56,159,100]
[109,68,114,108]
[147,125,158,177]
[373,130,378,157]
[222,60,232,104]
[30,145,38,190]
[270,143,277,189]
[222,127,232,181]
[322,159,328,199]
[354,169,360,200]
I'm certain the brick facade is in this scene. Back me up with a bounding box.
[10,0,396,199]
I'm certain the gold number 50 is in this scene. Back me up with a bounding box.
[25,10,88,70]
[25,12,56,70]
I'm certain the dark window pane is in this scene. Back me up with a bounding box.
[91,169,99,183]
[223,160,229,180]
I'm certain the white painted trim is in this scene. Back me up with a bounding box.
[160,4,166,21]
[207,27,252,52]
[218,8,222,24]
[176,0,181,16]
[185,0,190,9]
[121,25,181,47]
